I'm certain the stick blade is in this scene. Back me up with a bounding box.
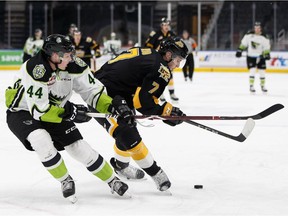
[254,103,284,119]
[237,118,255,142]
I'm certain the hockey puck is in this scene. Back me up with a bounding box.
[194,185,203,189]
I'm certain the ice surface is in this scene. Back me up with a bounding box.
[0,69,287,216]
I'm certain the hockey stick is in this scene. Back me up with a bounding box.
[180,103,284,120]
[87,110,255,142]
[85,103,284,121]
[184,118,255,142]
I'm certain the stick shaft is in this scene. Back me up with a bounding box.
[86,103,284,121]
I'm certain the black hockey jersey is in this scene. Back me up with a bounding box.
[72,37,101,66]
[94,47,172,115]
[144,30,176,50]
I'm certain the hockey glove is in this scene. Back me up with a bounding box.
[163,106,185,127]
[235,49,242,58]
[109,95,136,127]
[61,101,92,123]
[260,53,271,60]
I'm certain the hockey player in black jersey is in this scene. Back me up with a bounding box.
[72,29,101,72]
[92,37,188,192]
[145,17,176,50]
[145,17,179,102]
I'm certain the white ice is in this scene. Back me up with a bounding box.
[0,68,287,216]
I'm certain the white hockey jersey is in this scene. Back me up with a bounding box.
[103,39,121,54]
[6,51,112,123]
[23,37,44,56]
[182,37,197,54]
[239,31,270,57]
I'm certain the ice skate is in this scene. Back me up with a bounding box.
[249,85,256,93]
[110,158,145,180]
[151,169,171,192]
[61,175,77,203]
[261,86,268,93]
[108,176,130,198]
[170,93,179,101]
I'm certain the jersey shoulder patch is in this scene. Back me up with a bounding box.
[26,52,52,82]
[86,37,92,42]
[149,31,156,37]
[66,57,88,74]
[32,64,46,79]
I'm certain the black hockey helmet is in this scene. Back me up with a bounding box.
[254,21,261,27]
[160,17,170,26]
[159,37,188,59]
[70,23,77,28]
[42,34,75,57]
[34,28,42,34]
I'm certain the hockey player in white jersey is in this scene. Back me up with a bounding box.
[236,22,271,93]
[5,34,135,202]
[23,28,44,62]
[103,32,122,59]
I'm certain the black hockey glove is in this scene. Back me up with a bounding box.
[61,101,92,123]
[163,106,185,127]
[260,53,271,60]
[108,95,136,127]
[235,49,242,58]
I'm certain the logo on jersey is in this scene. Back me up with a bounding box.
[49,93,65,106]
[175,40,184,48]
[251,41,259,49]
[158,63,170,82]
[75,57,87,67]
[47,74,56,86]
[32,64,46,79]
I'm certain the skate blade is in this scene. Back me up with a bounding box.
[160,189,172,196]
[67,195,78,204]
[112,191,132,199]
[171,100,179,104]
[123,191,132,198]
[126,176,148,182]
